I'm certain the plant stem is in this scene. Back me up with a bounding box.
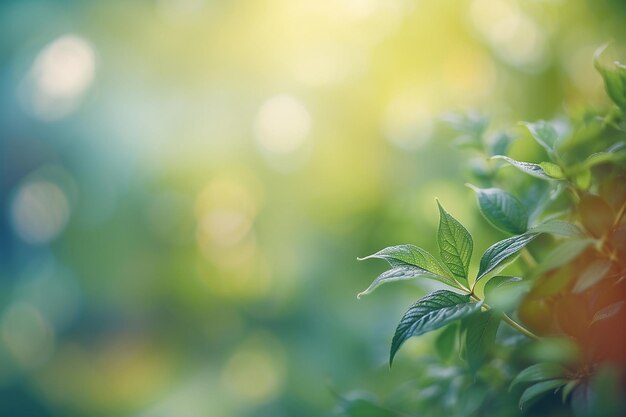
[520,248,538,269]
[469,293,540,341]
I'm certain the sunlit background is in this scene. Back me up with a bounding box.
[1,0,626,416]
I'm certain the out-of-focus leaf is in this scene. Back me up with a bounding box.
[510,363,568,390]
[519,379,567,410]
[562,380,579,403]
[534,238,595,275]
[492,156,559,181]
[575,168,592,190]
[435,322,458,362]
[490,132,515,156]
[477,233,539,282]
[579,194,615,238]
[390,290,481,365]
[522,120,560,153]
[338,393,400,417]
[437,201,473,287]
[592,301,625,324]
[463,310,500,372]
[467,185,528,234]
[572,259,612,293]
[528,220,584,237]
[594,43,626,111]
[483,276,522,301]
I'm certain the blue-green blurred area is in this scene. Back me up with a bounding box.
[0,0,624,416]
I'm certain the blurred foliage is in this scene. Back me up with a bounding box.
[1,0,626,416]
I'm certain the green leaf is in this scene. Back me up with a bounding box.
[490,132,515,156]
[357,265,446,299]
[358,245,453,279]
[357,245,459,297]
[437,201,473,287]
[390,290,482,365]
[435,322,459,362]
[534,238,595,275]
[483,276,522,301]
[339,393,400,417]
[519,379,567,410]
[572,259,612,293]
[539,162,565,179]
[574,168,592,190]
[582,148,626,169]
[468,185,528,234]
[463,310,500,372]
[528,220,584,237]
[594,43,626,111]
[522,120,560,153]
[477,234,539,282]
[510,363,568,391]
[492,156,559,181]
[562,380,579,403]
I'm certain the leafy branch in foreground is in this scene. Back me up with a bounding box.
[353,45,626,417]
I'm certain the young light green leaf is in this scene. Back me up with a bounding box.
[492,156,559,181]
[528,220,584,237]
[357,265,449,299]
[358,245,453,280]
[591,301,625,324]
[477,233,539,282]
[562,380,579,403]
[463,310,500,372]
[510,363,569,391]
[594,43,626,111]
[573,259,612,293]
[483,276,523,301]
[522,120,559,153]
[437,201,473,287]
[390,290,482,365]
[582,149,626,169]
[467,185,528,234]
[519,379,568,410]
[539,162,565,179]
[534,238,595,275]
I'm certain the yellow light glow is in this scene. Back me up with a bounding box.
[254,95,312,155]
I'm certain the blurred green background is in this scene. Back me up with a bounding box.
[1,0,625,416]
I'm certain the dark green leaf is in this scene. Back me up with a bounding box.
[510,363,568,390]
[390,290,481,365]
[594,43,626,111]
[492,156,559,180]
[562,380,579,403]
[573,259,612,293]
[437,201,473,287]
[477,234,538,282]
[519,379,567,410]
[463,310,500,372]
[468,185,528,234]
[522,120,559,153]
[528,220,584,237]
